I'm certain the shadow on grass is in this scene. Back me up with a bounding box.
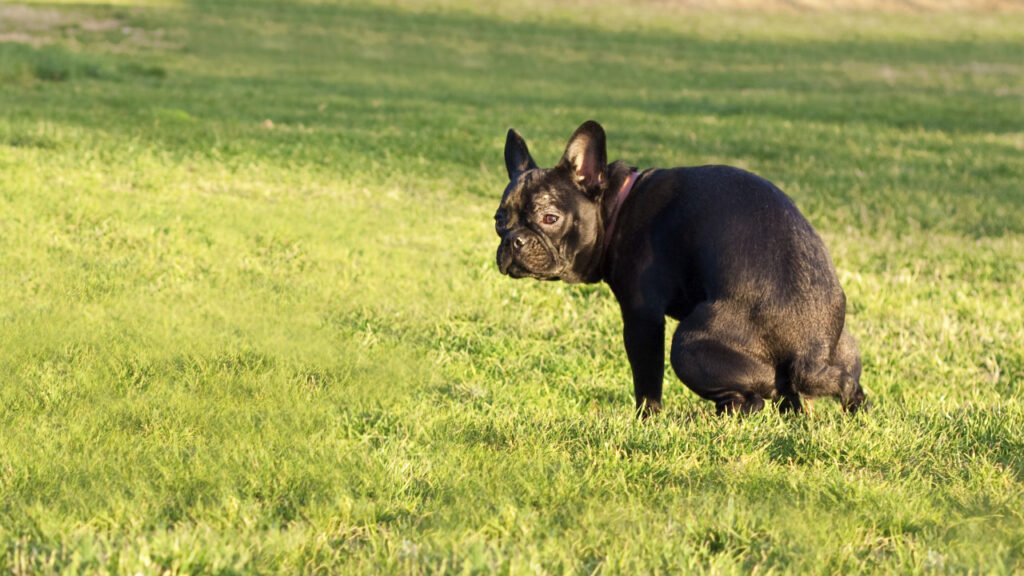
[9,1,1024,127]
[4,1,1024,234]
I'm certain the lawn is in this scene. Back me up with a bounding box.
[1,0,1023,573]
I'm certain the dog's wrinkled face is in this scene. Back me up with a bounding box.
[495,124,608,284]
[495,167,601,282]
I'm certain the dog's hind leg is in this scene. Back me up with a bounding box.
[670,302,774,415]
[835,327,865,412]
[792,327,865,413]
[773,367,803,414]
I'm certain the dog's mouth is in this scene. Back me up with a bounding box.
[504,263,560,281]
[499,255,560,281]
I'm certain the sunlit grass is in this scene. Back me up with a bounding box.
[1,0,1023,573]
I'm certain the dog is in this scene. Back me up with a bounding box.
[494,121,865,416]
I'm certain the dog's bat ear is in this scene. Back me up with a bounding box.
[505,129,538,180]
[559,120,608,194]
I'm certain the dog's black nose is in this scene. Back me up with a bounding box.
[512,235,525,250]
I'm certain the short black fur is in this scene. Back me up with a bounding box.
[495,121,865,417]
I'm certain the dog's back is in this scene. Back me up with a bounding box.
[628,165,864,412]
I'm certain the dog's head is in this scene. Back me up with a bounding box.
[494,121,611,284]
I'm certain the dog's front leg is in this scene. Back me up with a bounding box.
[622,310,666,417]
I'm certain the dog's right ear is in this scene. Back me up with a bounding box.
[505,129,538,180]
[559,120,607,193]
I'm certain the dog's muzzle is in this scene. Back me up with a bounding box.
[497,231,558,278]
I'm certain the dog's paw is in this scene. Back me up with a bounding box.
[845,396,871,415]
[635,398,663,419]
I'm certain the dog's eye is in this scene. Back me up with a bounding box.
[542,214,559,225]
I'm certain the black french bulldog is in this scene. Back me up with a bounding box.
[495,121,865,416]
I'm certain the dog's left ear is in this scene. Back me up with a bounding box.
[505,129,538,180]
[559,120,607,194]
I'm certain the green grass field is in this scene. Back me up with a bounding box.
[2,0,1023,573]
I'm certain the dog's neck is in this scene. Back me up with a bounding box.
[602,165,640,252]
